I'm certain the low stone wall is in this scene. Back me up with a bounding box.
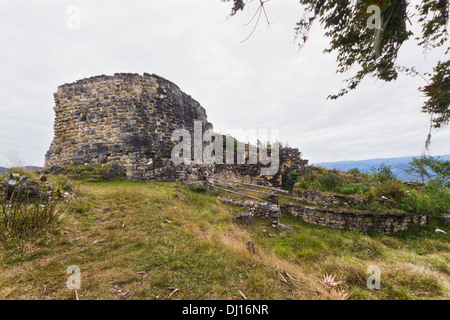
[217,195,427,234]
[218,197,279,219]
[292,189,367,207]
[281,204,427,234]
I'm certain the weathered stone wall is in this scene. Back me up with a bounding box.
[281,204,427,234]
[218,198,425,234]
[213,147,308,187]
[45,73,308,185]
[218,197,279,219]
[45,73,211,181]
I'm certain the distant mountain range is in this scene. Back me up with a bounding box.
[1,156,450,182]
[0,166,42,174]
[316,154,450,181]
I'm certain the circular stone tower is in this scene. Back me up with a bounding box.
[45,73,211,180]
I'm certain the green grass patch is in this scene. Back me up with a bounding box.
[0,179,448,300]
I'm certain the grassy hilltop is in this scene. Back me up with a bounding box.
[0,166,449,300]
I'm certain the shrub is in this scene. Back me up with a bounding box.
[285,171,300,190]
[309,180,323,191]
[296,178,310,190]
[371,165,396,183]
[401,183,450,218]
[319,173,340,191]
[339,183,371,195]
[372,180,405,201]
[339,186,354,194]
[313,166,329,175]
[188,182,207,193]
[348,168,361,175]
[366,190,375,203]
[0,175,62,240]
[304,167,314,179]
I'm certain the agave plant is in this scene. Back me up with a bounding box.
[318,273,344,289]
[317,273,351,300]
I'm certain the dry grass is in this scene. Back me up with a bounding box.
[0,179,448,300]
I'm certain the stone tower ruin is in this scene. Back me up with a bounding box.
[45,73,308,185]
[45,73,211,180]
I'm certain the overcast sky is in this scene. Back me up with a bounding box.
[0,0,448,167]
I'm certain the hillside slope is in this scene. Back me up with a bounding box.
[0,179,448,300]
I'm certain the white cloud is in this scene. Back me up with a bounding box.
[0,0,448,166]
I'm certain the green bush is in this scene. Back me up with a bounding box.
[339,183,371,195]
[189,183,207,193]
[339,186,354,194]
[0,176,62,240]
[285,171,300,190]
[372,180,405,201]
[303,167,314,179]
[401,184,450,218]
[348,168,361,175]
[296,178,310,190]
[313,166,328,175]
[371,165,396,183]
[319,173,340,191]
[309,180,323,191]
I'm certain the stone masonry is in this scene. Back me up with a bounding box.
[218,197,426,234]
[213,146,308,187]
[281,203,427,234]
[45,73,211,181]
[45,73,307,184]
